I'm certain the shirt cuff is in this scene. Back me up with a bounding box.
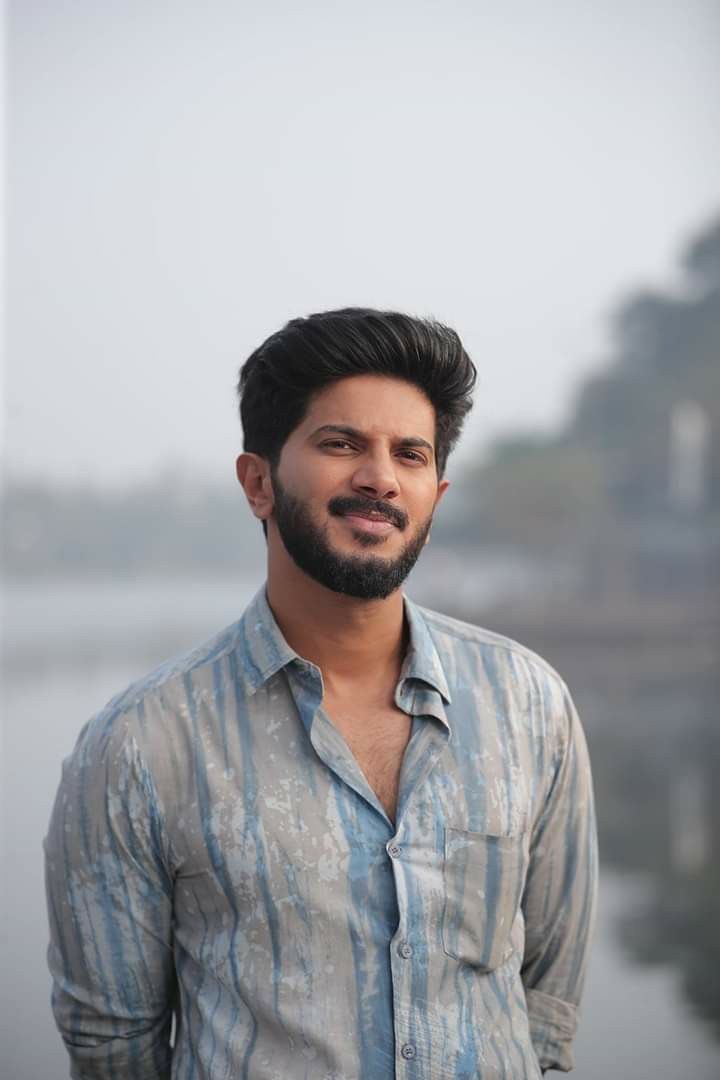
[526,987,578,1073]
[58,1018,172,1080]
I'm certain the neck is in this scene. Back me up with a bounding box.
[265,548,407,689]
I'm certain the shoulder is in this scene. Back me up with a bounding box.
[415,602,566,690]
[413,602,581,762]
[410,600,577,749]
[70,618,249,765]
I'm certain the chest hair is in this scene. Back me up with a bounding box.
[323,698,412,822]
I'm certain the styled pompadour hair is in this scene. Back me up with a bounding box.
[237,307,476,478]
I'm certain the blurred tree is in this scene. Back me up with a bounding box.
[683,215,720,288]
[451,212,720,547]
[461,440,608,550]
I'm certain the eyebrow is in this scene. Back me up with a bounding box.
[311,424,435,459]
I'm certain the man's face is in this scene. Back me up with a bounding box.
[269,374,448,599]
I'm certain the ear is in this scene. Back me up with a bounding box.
[235,453,274,521]
[435,477,450,508]
[424,478,450,546]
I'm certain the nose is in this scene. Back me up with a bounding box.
[351,451,400,501]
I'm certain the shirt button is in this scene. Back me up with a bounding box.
[398,941,413,959]
[400,1044,416,1060]
[387,842,401,859]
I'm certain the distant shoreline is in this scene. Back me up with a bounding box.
[471,590,720,690]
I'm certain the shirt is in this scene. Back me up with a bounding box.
[45,586,598,1080]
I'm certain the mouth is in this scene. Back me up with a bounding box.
[328,496,407,534]
[340,512,397,535]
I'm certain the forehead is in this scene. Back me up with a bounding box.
[297,375,436,438]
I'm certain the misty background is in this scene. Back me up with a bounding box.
[2,2,720,1078]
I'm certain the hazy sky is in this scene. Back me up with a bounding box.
[6,0,720,488]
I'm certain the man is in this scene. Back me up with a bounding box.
[45,308,597,1079]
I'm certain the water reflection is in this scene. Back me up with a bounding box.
[475,588,720,1052]
[616,728,720,1043]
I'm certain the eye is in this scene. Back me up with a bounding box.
[397,449,427,464]
[320,439,356,452]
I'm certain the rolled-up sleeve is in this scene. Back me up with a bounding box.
[521,682,598,1073]
[44,711,175,1079]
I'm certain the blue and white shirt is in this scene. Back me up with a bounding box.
[45,586,597,1079]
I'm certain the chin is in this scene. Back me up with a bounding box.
[347,532,392,550]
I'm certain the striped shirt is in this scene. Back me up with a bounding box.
[45,586,597,1079]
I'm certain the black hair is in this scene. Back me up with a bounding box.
[237,307,476,478]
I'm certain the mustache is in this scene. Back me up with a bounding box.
[328,495,408,531]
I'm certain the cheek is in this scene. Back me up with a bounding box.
[279,449,344,489]
[410,483,441,516]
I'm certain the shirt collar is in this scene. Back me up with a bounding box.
[237,586,452,712]
[399,595,452,705]
[236,586,302,693]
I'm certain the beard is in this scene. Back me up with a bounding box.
[271,475,434,600]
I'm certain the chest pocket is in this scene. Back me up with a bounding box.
[442,826,527,971]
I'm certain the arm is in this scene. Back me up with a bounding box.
[521,682,598,1073]
[44,712,175,1079]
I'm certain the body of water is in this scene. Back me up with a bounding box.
[2,572,718,1078]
